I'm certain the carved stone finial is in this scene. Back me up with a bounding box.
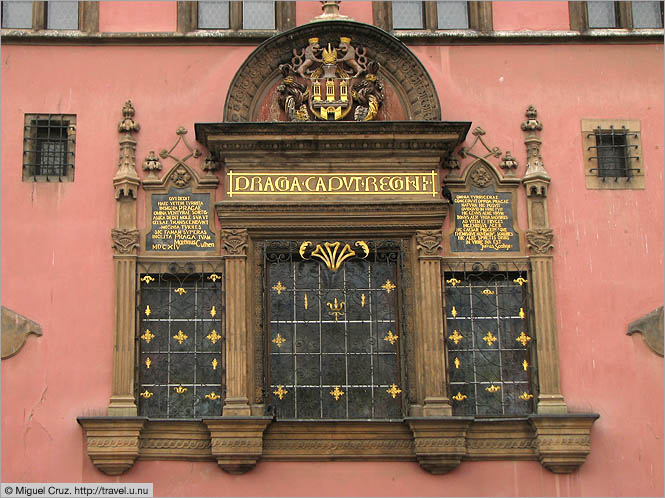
[500,151,519,176]
[114,100,140,199]
[202,153,221,175]
[521,105,543,132]
[118,100,140,133]
[311,1,351,22]
[521,105,550,186]
[142,151,162,178]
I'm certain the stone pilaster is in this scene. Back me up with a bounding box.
[222,228,251,416]
[108,101,141,416]
[415,229,452,416]
[521,106,567,415]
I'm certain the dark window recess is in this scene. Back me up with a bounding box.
[588,126,640,181]
[23,114,76,181]
[264,240,405,420]
[443,262,536,417]
[137,263,225,419]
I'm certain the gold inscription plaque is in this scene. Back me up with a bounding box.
[226,171,438,198]
[452,193,517,251]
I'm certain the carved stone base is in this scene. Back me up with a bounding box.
[204,417,272,474]
[407,417,473,474]
[529,414,599,473]
[77,417,146,475]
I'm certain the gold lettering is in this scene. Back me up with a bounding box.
[379,176,390,191]
[328,176,344,192]
[250,176,263,192]
[315,177,327,192]
[263,176,275,192]
[291,177,303,192]
[389,176,404,191]
[365,176,377,192]
[305,176,316,191]
[275,176,289,192]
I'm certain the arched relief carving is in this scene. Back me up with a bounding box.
[224,20,441,122]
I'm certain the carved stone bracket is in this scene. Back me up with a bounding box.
[1,306,43,359]
[78,417,146,476]
[526,228,554,255]
[627,306,664,356]
[416,229,442,257]
[529,414,599,474]
[204,418,272,474]
[222,228,248,256]
[407,418,473,474]
[111,228,140,255]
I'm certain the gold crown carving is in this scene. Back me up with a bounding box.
[322,45,337,64]
[309,37,319,44]
[340,36,351,44]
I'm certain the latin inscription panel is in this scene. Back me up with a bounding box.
[450,186,520,252]
[147,187,216,252]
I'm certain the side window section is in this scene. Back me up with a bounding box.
[23,114,76,182]
[137,264,225,418]
[444,262,536,417]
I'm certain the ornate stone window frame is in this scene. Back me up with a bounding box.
[569,1,664,31]
[176,1,295,33]
[372,1,493,32]
[0,1,98,32]
[581,119,645,190]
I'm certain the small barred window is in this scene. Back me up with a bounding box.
[23,114,76,182]
[137,263,225,418]
[589,126,640,181]
[444,262,536,417]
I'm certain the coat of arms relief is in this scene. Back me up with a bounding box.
[277,36,384,122]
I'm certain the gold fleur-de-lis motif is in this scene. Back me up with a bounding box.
[486,384,501,393]
[330,386,345,401]
[361,293,366,308]
[208,274,221,282]
[519,308,526,319]
[382,280,396,293]
[451,306,458,318]
[273,385,288,400]
[311,241,356,271]
[454,357,460,369]
[483,331,498,346]
[205,392,221,400]
[141,329,155,343]
[304,293,308,310]
[174,385,188,394]
[452,392,467,401]
[446,278,461,287]
[145,357,152,369]
[516,332,532,346]
[384,331,399,345]
[272,281,286,295]
[522,360,529,371]
[174,287,187,296]
[140,390,153,399]
[210,306,217,318]
[272,333,286,348]
[327,298,345,321]
[141,275,155,284]
[144,305,151,317]
[386,384,402,399]
[207,329,221,344]
[212,358,218,370]
[448,330,463,344]
[519,392,534,401]
[481,288,495,295]
[513,277,528,286]
[173,330,189,344]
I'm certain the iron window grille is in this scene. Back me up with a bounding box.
[587,126,640,181]
[263,240,406,420]
[443,261,536,417]
[23,114,76,182]
[137,262,225,419]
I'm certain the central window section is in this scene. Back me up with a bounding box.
[265,240,404,420]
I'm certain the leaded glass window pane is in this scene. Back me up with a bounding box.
[437,1,469,29]
[47,1,78,29]
[392,1,424,29]
[632,1,663,28]
[243,0,275,30]
[265,240,404,420]
[1,1,32,28]
[587,1,617,28]
[444,262,535,417]
[137,264,224,419]
[198,1,230,29]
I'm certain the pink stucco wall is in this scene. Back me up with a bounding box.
[2,2,663,496]
[492,1,571,31]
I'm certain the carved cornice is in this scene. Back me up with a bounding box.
[111,229,140,255]
[222,228,248,256]
[1,306,43,359]
[416,229,442,257]
[526,228,554,255]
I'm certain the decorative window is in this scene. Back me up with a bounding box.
[569,1,663,30]
[22,114,76,182]
[137,262,225,418]
[373,1,492,32]
[581,119,644,189]
[264,240,404,420]
[443,262,535,417]
[1,1,98,31]
[178,1,294,32]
